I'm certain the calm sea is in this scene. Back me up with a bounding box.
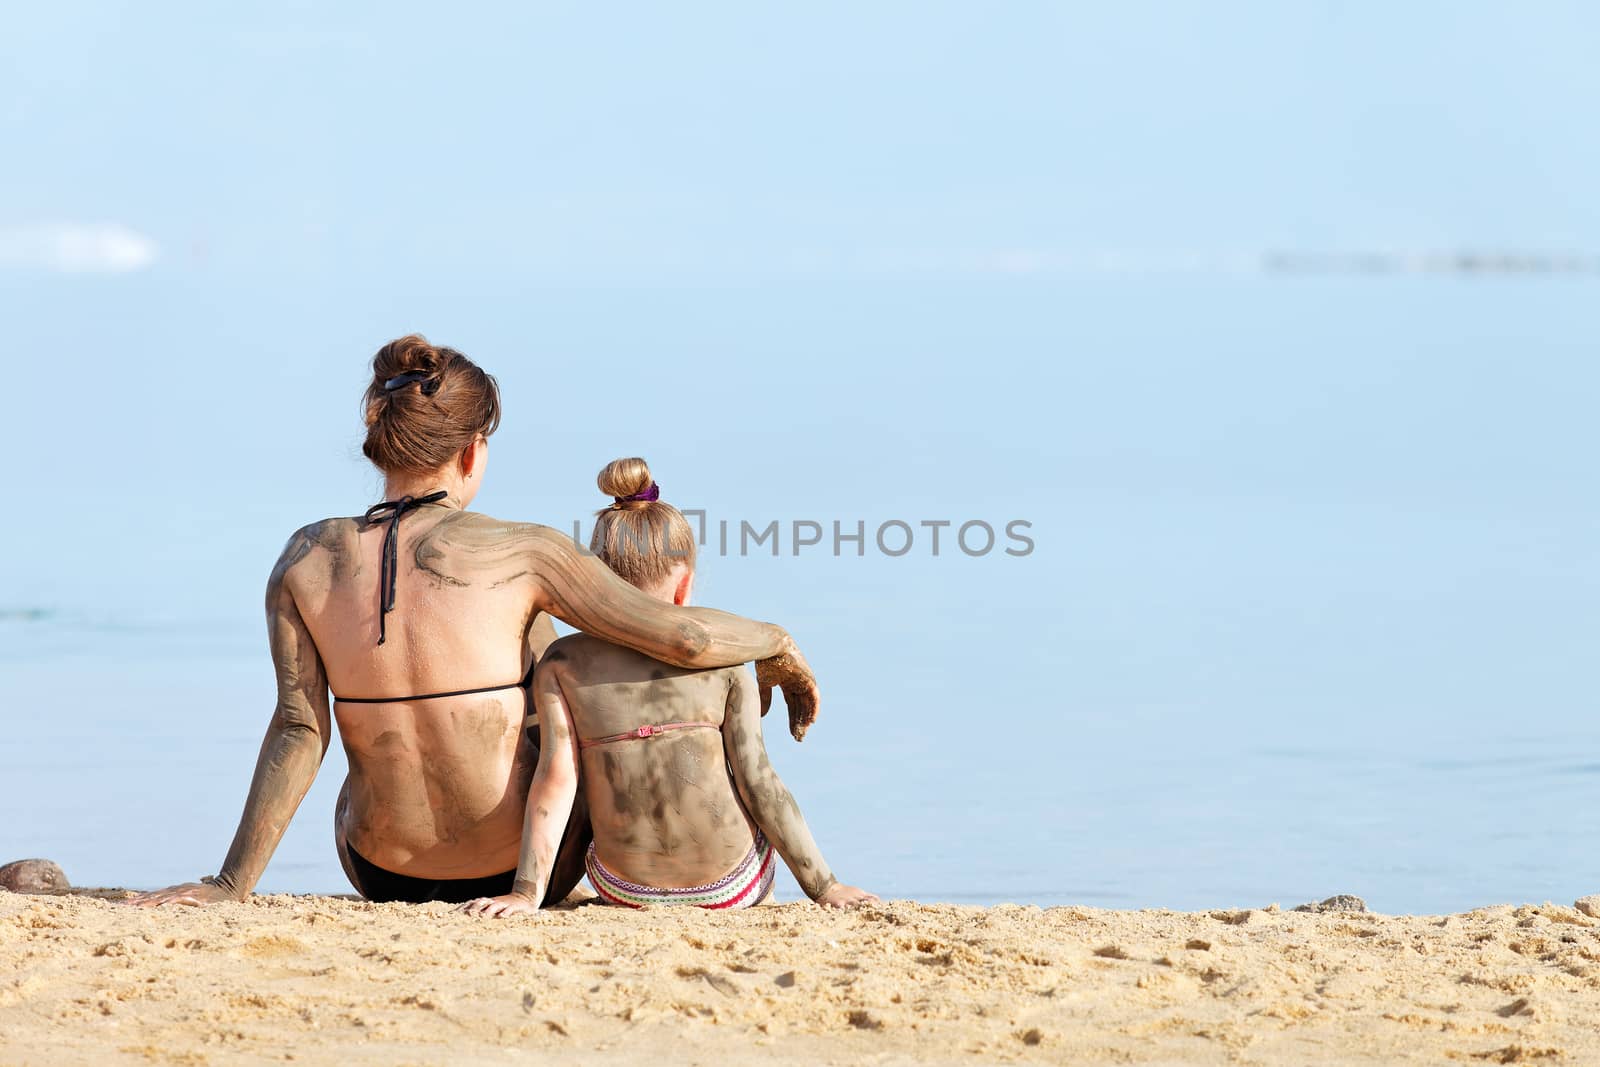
[7,606,1597,914]
[4,273,1598,914]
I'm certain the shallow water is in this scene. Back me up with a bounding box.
[7,610,1597,914]
[5,273,1599,915]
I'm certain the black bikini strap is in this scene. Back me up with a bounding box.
[363,490,449,646]
[333,660,533,705]
[334,677,530,705]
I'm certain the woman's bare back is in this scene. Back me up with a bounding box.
[284,506,557,878]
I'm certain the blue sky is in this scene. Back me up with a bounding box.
[7,2,1600,280]
[2,2,1598,908]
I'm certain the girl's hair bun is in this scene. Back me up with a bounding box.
[590,457,695,585]
[597,456,654,505]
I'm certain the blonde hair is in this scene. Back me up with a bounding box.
[590,457,697,587]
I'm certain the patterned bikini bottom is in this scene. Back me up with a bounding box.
[585,831,776,910]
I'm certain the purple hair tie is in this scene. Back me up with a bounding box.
[615,482,660,504]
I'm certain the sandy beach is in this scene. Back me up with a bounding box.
[3,891,1599,1065]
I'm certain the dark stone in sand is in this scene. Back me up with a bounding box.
[1293,894,1368,914]
[0,859,70,894]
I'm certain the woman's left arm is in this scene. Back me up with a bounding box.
[460,657,580,917]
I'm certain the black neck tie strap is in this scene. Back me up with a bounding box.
[362,490,449,645]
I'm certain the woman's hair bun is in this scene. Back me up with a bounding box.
[369,334,451,395]
[597,456,655,503]
[360,334,500,475]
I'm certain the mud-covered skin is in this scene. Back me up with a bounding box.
[130,529,337,906]
[500,664,584,905]
[519,633,839,901]
[756,648,819,741]
[131,504,813,905]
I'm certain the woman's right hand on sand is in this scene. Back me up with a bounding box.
[815,883,879,909]
[128,881,239,907]
[458,893,539,918]
[756,637,821,741]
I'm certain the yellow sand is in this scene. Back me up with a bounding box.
[3,891,1599,1065]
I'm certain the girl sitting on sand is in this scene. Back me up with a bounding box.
[462,459,875,914]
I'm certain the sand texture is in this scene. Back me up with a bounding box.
[3,891,1600,1065]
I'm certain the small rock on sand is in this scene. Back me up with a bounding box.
[1575,896,1600,919]
[1293,895,1368,914]
[0,859,70,894]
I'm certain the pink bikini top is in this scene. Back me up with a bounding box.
[578,721,720,750]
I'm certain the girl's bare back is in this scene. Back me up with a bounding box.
[539,634,756,889]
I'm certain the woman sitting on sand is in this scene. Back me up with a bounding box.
[461,459,874,914]
[132,338,818,907]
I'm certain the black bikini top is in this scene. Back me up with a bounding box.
[332,490,533,705]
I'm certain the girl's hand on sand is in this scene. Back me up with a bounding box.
[459,893,539,918]
[128,881,239,907]
[815,883,879,909]
[755,637,820,742]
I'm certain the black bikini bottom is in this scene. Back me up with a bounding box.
[346,844,516,904]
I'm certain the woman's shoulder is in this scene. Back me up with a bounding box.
[287,515,362,545]
[431,512,569,549]
[269,517,362,586]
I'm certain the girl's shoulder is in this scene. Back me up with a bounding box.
[539,634,741,688]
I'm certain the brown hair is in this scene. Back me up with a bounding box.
[361,334,501,475]
[590,457,697,587]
